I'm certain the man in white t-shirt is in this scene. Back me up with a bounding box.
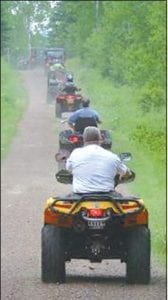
[66,126,132,194]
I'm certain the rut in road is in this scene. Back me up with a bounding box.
[1,68,166,300]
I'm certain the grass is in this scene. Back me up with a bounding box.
[67,58,166,265]
[1,58,28,160]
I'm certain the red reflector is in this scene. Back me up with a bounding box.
[122,204,138,209]
[88,209,104,218]
[69,136,80,143]
[56,204,72,209]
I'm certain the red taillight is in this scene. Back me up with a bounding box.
[69,136,81,143]
[88,209,105,218]
[67,95,75,100]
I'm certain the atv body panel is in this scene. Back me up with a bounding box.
[42,194,150,284]
[56,94,83,116]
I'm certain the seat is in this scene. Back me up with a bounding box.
[74,117,97,134]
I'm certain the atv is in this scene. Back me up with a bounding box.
[55,92,83,118]
[46,75,63,104]
[55,117,112,170]
[47,69,66,103]
[41,152,150,284]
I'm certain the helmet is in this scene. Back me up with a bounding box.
[82,98,90,107]
[53,59,59,64]
[66,73,73,82]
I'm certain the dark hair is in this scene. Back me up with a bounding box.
[82,99,90,107]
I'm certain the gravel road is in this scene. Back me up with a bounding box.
[1,68,166,300]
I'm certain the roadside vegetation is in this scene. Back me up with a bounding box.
[67,58,166,265]
[1,58,28,160]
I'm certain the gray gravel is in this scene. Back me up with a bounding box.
[1,68,167,300]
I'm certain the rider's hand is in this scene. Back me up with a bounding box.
[119,170,131,181]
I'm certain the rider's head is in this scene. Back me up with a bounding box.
[83,126,101,145]
[66,73,73,82]
[82,98,90,108]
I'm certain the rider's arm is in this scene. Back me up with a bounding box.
[68,117,75,130]
[66,151,75,172]
[115,157,131,180]
[95,112,102,124]
[68,111,79,128]
[68,122,75,130]
[66,159,72,172]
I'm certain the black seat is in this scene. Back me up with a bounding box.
[74,117,97,133]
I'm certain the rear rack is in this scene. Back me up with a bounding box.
[50,194,144,217]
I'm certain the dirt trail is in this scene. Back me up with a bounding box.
[1,68,166,300]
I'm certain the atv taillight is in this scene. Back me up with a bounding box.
[69,136,81,143]
[88,209,105,218]
[67,95,75,99]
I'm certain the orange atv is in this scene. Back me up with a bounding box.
[41,153,150,284]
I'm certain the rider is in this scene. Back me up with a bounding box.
[49,59,65,71]
[66,126,133,194]
[61,73,80,94]
[48,59,65,83]
[68,98,102,132]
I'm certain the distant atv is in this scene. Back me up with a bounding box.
[17,58,29,70]
[55,118,112,170]
[55,92,83,118]
[55,117,112,170]
[46,71,63,103]
[41,152,151,284]
[44,48,66,76]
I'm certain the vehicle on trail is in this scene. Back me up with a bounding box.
[44,48,66,76]
[55,117,112,170]
[28,55,36,69]
[46,70,65,103]
[17,57,29,70]
[55,92,83,118]
[41,152,151,284]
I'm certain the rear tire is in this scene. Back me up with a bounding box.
[46,90,53,104]
[126,226,150,284]
[55,102,62,118]
[41,225,65,283]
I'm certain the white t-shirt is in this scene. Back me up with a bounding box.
[66,144,128,193]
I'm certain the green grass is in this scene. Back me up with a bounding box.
[1,58,28,160]
[67,58,166,265]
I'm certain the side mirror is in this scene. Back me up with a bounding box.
[114,170,135,187]
[56,169,73,184]
[119,152,132,162]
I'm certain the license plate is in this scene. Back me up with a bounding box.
[67,99,74,104]
[88,220,105,229]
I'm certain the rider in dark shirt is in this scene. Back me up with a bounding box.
[62,73,80,94]
[68,99,102,132]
